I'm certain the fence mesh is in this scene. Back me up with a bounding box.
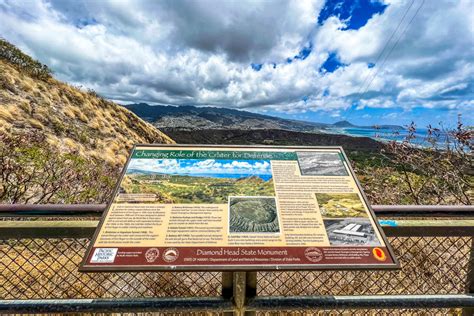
[0,238,221,299]
[0,235,471,300]
[258,236,472,296]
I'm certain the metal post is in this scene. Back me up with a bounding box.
[222,271,257,315]
[233,272,247,316]
[245,272,257,316]
[222,272,234,316]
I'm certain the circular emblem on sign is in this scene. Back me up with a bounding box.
[163,248,179,262]
[145,248,160,263]
[304,247,323,262]
[372,247,386,261]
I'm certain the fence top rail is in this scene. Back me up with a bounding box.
[0,204,473,218]
[1,219,473,238]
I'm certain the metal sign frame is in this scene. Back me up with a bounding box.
[80,144,399,272]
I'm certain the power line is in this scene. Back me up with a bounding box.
[360,0,425,96]
[343,0,415,120]
[345,0,424,121]
[356,0,415,96]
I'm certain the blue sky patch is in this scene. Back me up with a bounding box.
[127,158,273,181]
[286,43,312,64]
[1,0,470,127]
[318,0,388,30]
[75,17,98,29]
[295,43,312,60]
[250,63,262,71]
[320,52,347,73]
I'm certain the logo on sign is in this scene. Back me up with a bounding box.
[304,247,323,262]
[90,248,118,263]
[162,248,179,262]
[145,248,160,263]
[372,247,387,261]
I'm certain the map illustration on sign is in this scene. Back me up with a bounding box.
[80,145,398,271]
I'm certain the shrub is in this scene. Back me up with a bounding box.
[354,116,472,205]
[0,131,119,204]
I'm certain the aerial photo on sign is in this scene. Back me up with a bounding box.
[119,158,274,204]
[80,145,398,271]
[297,151,348,176]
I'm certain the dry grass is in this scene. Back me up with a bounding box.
[0,106,14,122]
[0,60,174,167]
[27,118,44,130]
[17,101,32,114]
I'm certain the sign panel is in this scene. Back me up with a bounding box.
[80,145,398,271]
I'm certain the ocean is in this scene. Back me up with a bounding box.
[330,127,451,148]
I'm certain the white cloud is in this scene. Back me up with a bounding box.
[0,0,472,117]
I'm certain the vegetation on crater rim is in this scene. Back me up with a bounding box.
[119,173,274,204]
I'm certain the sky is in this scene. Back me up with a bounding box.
[0,0,472,126]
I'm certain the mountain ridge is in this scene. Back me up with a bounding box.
[123,103,404,132]
[124,103,329,132]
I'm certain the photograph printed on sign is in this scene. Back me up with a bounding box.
[323,218,381,246]
[229,196,280,233]
[316,193,368,218]
[297,151,348,176]
[116,158,275,203]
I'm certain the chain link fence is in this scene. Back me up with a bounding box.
[0,209,473,314]
[1,237,471,300]
[0,238,221,299]
[258,236,471,296]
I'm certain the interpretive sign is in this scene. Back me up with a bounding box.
[80,145,398,271]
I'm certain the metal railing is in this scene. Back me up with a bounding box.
[0,204,473,315]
